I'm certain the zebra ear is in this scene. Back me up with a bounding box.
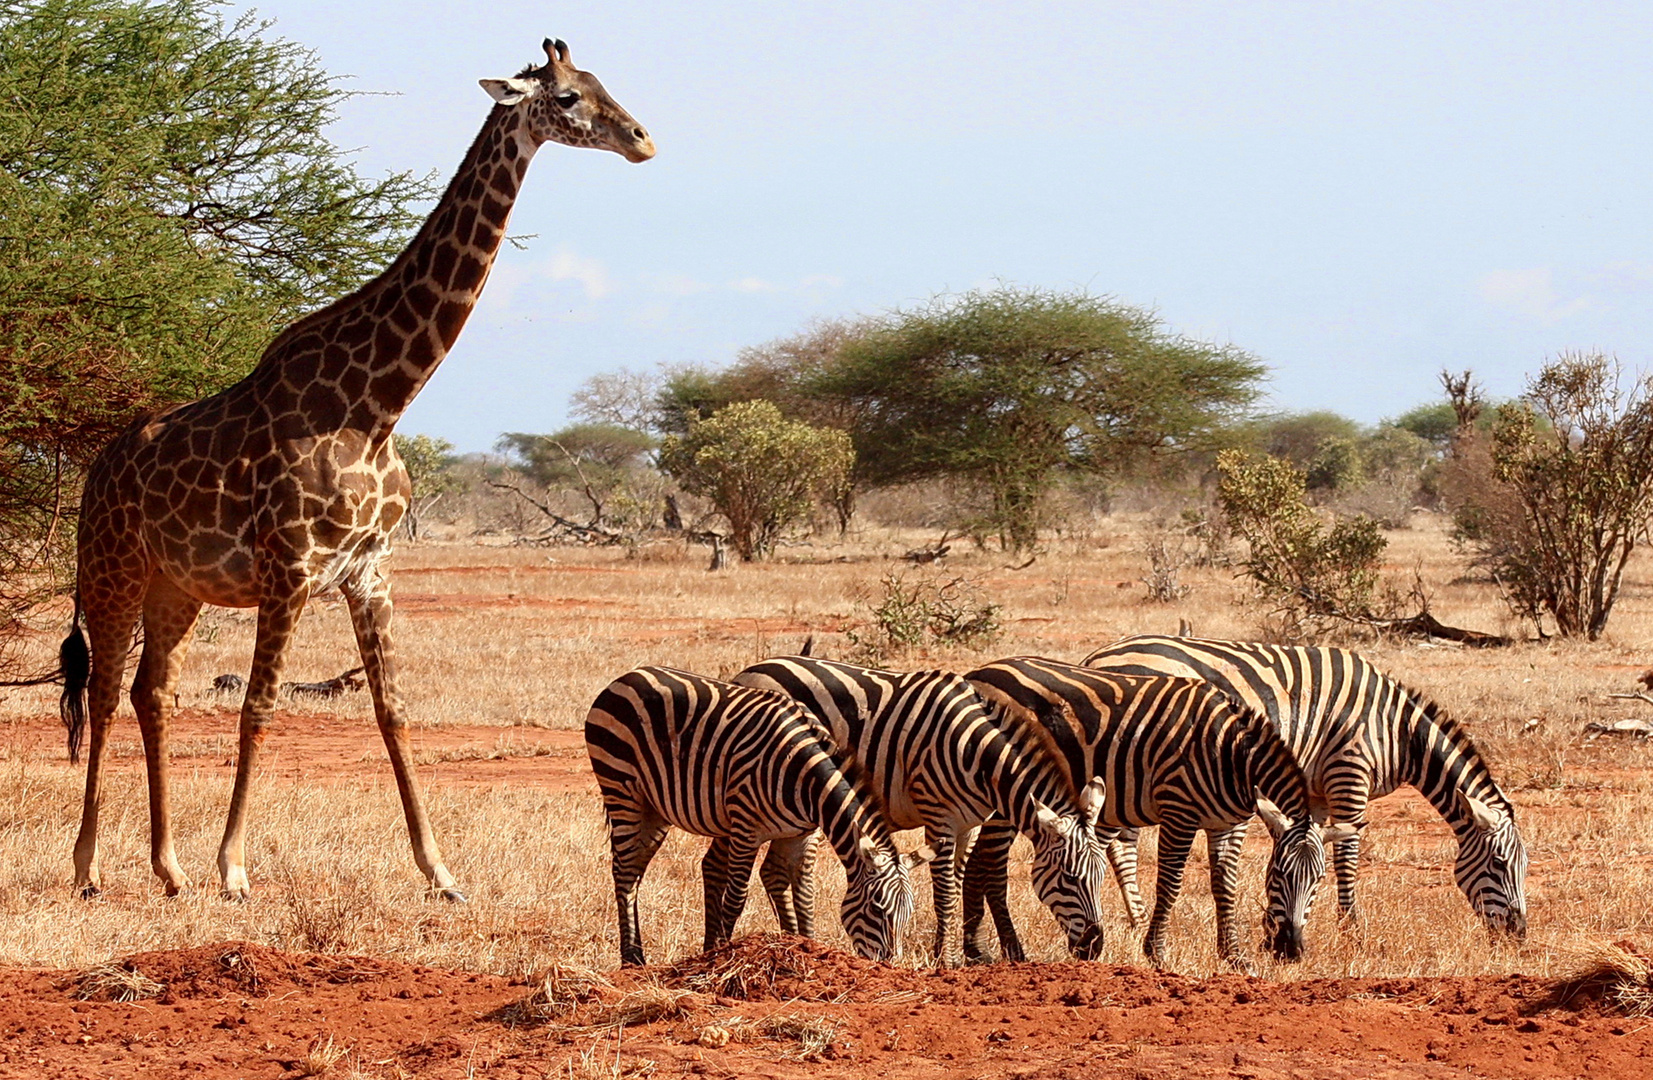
[1079,776,1107,827]
[1032,799,1063,836]
[1255,795,1291,840]
[1459,790,1505,832]
[902,845,937,869]
[1321,821,1361,843]
[857,835,882,864]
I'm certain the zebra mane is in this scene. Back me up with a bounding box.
[1223,691,1313,821]
[1402,687,1511,811]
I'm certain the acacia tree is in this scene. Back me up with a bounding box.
[1467,353,1653,639]
[497,424,657,529]
[0,0,431,673]
[813,288,1265,551]
[659,401,853,561]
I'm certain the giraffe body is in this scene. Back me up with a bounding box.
[62,39,653,900]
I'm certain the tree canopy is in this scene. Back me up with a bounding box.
[817,288,1264,549]
[1,0,433,670]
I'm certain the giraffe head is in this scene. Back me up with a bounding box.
[481,38,655,162]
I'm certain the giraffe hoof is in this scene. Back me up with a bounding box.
[221,887,252,903]
[436,887,468,903]
[78,884,104,902]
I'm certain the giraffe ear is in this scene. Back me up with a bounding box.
[480,78,539,105]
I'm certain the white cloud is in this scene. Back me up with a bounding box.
[545,246,614,300]
[731,276,780,293]
[1477,268,1591,324]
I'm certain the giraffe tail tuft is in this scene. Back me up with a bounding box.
[59,598,89,765]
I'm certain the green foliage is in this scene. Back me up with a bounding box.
[0,0,430,669]
[658,401,853,561]
[1304,436,1364,493]
[1463,352,1653,639]
[656,319,868,437]
[1246,411,1364,468]
[1388,401,1459,448]
[391,434,459,541]
[815,288,1266,552]
[845,571,1003,664]
[1215,449,1389,635]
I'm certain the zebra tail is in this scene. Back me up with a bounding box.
[59,592,89,765]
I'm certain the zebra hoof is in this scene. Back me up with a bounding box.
[436,887,468,903]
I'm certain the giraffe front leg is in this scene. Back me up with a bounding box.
[343,568,461,900]
[72,598,142,899]
[131,577,203,896]
[1143,820,1197,968]
[217,586,307,901]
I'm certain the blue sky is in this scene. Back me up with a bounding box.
[233,1,1653,452]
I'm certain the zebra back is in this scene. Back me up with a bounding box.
[584,666,921,961]
[733,655,1087,834]
[1082,635,1528,934]
[964,656,1313,828]
[585,665,895,861]
[734,655,1110,960]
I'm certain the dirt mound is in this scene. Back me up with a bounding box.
[91,941,398,1001]
[7,939,1653,1079]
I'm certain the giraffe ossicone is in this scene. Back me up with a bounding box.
[59,37,651,902]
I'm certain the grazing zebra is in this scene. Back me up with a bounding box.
[584,666,931,965]
[963,657,1353,967]
[725,656,1111,964]
[1081,635,1529,936]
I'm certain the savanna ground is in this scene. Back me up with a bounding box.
[1,511,1651,1078]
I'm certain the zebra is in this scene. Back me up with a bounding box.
[724,656,1111,964]
[583,665,932,965]
[1081,635,1529,936]
[962,657,1353,967]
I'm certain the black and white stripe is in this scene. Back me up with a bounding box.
[727,656,1111,963]
[1082,635,1529,936]
[584,665,928,965]
[963,657,1351,967]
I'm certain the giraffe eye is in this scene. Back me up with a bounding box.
[554,92,581,109]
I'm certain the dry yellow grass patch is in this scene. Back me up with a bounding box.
[0,513,1649,982]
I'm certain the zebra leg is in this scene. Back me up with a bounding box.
[1100,826,1147,929]
[610,813,669,967]
[702,837,736,950]
[1142,819,1198,968]
[712,838,763,948]
[962,820,1024,963]
[759,834,819,935]
[1333,833,1363,926]
[1206,822,1254,971]
[926,829,961,967]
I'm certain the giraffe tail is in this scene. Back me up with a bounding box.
[59,593,89,765]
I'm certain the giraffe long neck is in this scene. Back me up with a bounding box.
[251,102,537,437]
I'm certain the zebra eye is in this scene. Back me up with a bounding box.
[554,91,581,109]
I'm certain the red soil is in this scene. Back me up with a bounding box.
[6,935,1649,1079]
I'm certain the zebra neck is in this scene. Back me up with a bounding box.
[794,747,893,865]
[1401,702,1504,835]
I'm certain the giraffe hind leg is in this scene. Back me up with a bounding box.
[72,590,143,899]
[130,576,204,896]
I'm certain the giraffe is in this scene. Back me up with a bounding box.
[57,38,653,902]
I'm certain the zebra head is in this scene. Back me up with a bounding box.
[1257,797,1359,961]
[841,835,933,961]
[1454,790,1529,938]
[1028,777,1111,960]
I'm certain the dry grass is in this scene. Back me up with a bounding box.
[1562,942,1653,1017]
[72,959,163,1002]
[1,513,1652,982]
[297,1034,347,1077]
